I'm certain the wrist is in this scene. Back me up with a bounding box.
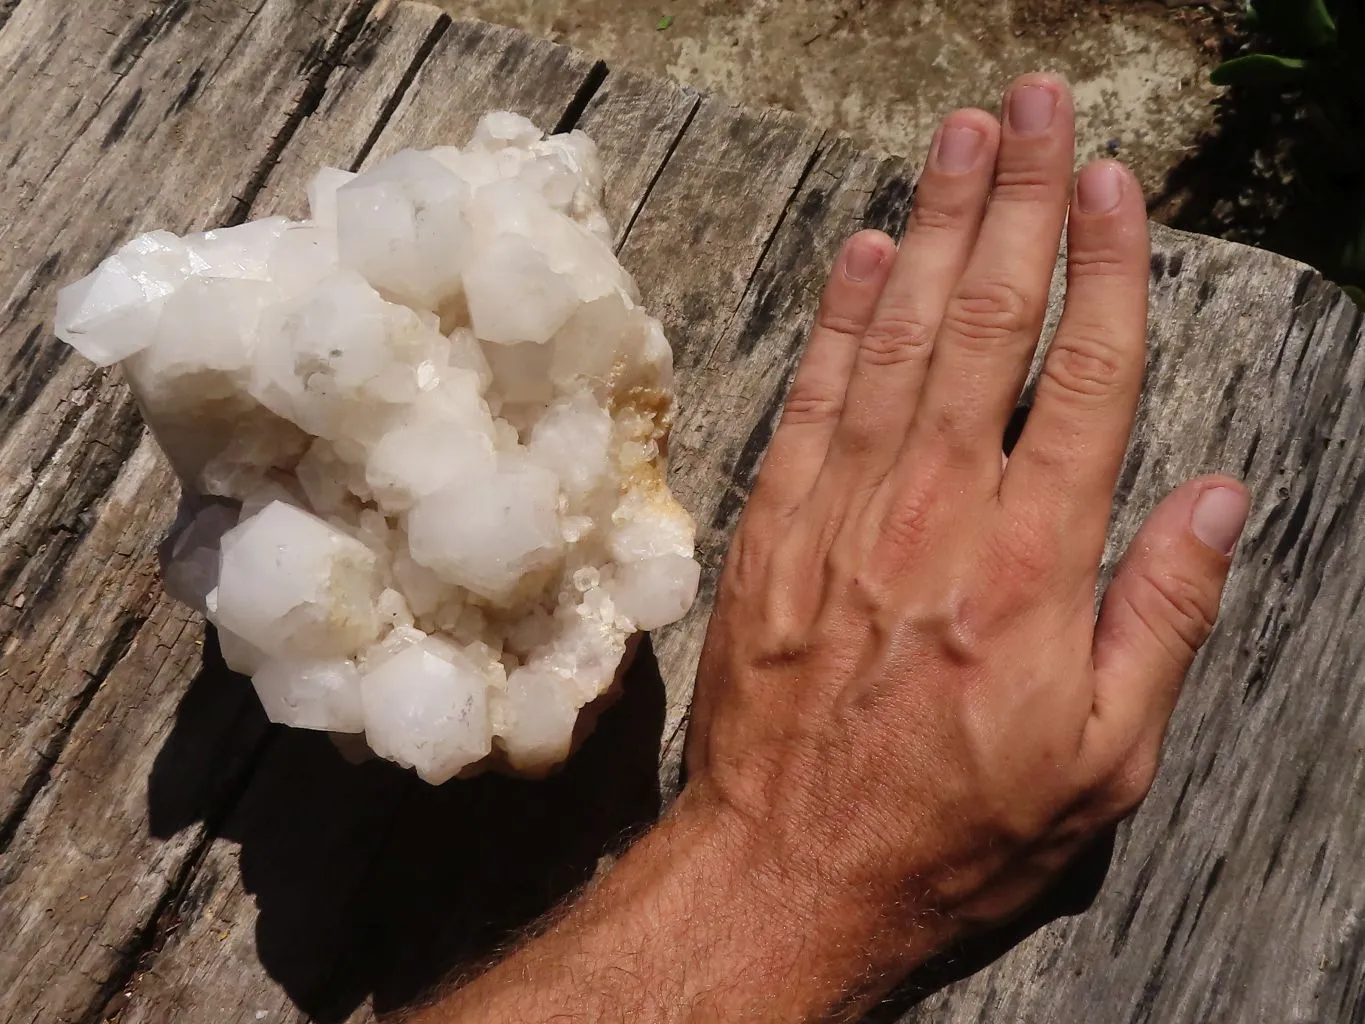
[661,782,956,1019]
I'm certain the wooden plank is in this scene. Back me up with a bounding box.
[0,1,385,1020]
[254,3,452,219]
[0,10,1360,1024]
[0,0,375,828]
[886,235,1365,1022]
[0,0,210,225]
[108,735,411,1024]
[577,69,701,250]
[0,585,268,1024]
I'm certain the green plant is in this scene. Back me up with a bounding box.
[1213,0,1365,302]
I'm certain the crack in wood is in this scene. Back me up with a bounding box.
[615,95,701,256]
[551,59,608,137]
[0,611,146,856]
[347,12,452,173]
[0,395,146,621]
[709,134,828,364]
[226,0,383,226]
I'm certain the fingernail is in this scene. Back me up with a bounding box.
[842,235,888,282]
[1191,486,1249,556]
[1009,84,1057,136]
[934,124,984,174]
[1077,162,1124,214]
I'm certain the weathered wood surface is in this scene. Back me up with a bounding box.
[0,3,1360,1022]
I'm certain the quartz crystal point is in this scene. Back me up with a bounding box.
[53,114,701,784]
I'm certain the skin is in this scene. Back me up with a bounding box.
[400,74,1251,1023]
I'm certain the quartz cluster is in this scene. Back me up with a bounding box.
[53,113,701,783]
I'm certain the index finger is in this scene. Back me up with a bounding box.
[1002,160,1151,559]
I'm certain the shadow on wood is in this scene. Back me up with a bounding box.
[864,830,1117,1022]
[145,630,668,1021]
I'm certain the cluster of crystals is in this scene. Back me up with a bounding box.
[53,113,701,783]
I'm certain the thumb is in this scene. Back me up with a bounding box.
[1089,476,1250,751]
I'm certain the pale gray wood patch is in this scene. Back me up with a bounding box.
[0,0,205,224]
[0,2,1360,1022]
[0,586,264,1024]
[0,0,376,841]
[0,0,379,1020]
[355,15,602,166]
[576,70,701,250]
[255,2,453,220]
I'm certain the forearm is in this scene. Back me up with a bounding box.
[400,790,946,1024]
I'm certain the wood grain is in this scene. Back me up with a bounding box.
[0,0,376,1019]
[0,0,379,828]
[0,2,1360,1022]
[0,0,209,223]
[255,2,453,220]
[355,15,602,165]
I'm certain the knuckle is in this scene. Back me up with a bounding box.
[990,166,1062,205]
[1122,567,1219,669]
[1040,330,1130,400]
[1144,567,1220,653]
[815,306,868,341]
[1067,242,1136,280]
[858,311,935,368]
[779,385,843,428]
[908,197,974,236]
[943,277,1036,347]
[722,524,769,592]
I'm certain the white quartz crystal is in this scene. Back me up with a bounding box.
[54,113,700,784]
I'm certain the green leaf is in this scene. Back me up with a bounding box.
[1211,52,1315,87]
[657,14,674,30]
[1340,284,1365,307]
[1247,0,1337,50]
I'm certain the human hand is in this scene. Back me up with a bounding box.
[682,72,1250,979]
